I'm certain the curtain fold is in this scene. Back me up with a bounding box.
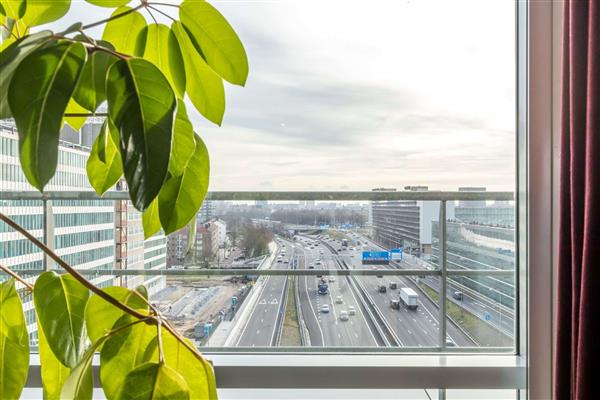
[555,1,599,399]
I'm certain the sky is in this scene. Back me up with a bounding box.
[48,0,516,191]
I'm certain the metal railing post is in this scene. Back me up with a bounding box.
[438,200,447,350]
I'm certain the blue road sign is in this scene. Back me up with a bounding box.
[362,251,390,265]
[484,312,492,321]
[390,248,403,261]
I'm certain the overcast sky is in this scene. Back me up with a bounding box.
[52,0,515,191]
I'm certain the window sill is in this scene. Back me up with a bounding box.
[27,354,525,390]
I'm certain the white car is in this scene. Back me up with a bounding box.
[348,306,356,315]
[339,310,349,321]
[336,295,343,304]
[328,276,336,282]
[320,304,330,313]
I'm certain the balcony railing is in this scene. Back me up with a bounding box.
[0,190,516,354]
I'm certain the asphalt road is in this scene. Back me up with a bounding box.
[236,244,291,346]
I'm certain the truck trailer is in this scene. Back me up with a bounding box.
[399,287,418,309]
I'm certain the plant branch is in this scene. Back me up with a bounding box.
[145,6,159,25]
[0,212,150,321]
[148,5,177,23]
[157,319,165,364]
[81,4,145,31]
[1,24,18,40]
[0,264,34,291]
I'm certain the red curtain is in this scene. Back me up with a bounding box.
[555,0,600,399]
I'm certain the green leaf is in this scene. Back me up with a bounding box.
[102,6,146,55]
[38,319,71,400]
[0,279,29,400]
[106,58,176,211]
[33,271,90,368]
[23,0,71,26]
[142,199,161,239]
[100,315,158,400]
[134,285,148,301]
[118,362,190,400]
[0,30,51,118]
[141,23,186,98]
[169,100,196,177]
[172,21,225,125]
[0,0,25,19]
[63,97,89,131]
[8,40,87,191]
[59,339,100,400]
[161,329,217,400]
[159,134,210,235]
[179,0,248,86]
[86,0,130,7]
[87,120,123,196]
[85,286,148,345]
[73,50,118,112]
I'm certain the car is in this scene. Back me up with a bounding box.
[390,299,400,309]
[308,265,315,269]
[284,260,289,264]
[389,282,398,290]
[336,295,343,304]
[328,276,336,282]
[445,338,456,347]
[339,310,349,321]
[320,304,330,313]
[378,285,387,293]
[348,306,356,315]
[452,291,464,301]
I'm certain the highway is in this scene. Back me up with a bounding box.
[233,233,475,348]
[235,244,291,346]
[356,234,515,337]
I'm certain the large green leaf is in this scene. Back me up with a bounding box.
[142,199,161,239]
[179,0,248,86]
[172,21,225,125]
[73,50,118,112]
[63,97,89,131]
[23,0,70,26]
[159,134,210,235]
[38,320,71,400]
[0,279,29,400]
[0,30,51,118]
[87,120,123,196]
[85,286,148,345]
[59,339,98,400]
[8,40,87,191]
[141,23,185,98]
[0,0,25,19]
[161,329,217,400]
[106,58,176,211]
[100,315,158,400]
[118,362,190,400]
[33,271,90,368]
[169,100,196,177]
[86,0,130,7]
[102,6,145,55]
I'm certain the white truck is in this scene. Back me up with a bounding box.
[399,287,418,310]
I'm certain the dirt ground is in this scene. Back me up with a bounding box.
[155,277,242,336]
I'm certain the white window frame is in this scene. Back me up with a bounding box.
[14,0,563,396]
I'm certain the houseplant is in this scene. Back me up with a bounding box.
[0,0,248,398]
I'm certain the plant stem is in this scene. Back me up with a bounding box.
[0,212,149,321]
[148,5,177,23]
[157,319,165,363]
[0,264,34,291]
[81,4,145,31]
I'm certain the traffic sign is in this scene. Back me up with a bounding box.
[362,251,390,265]
[484,312,492,321]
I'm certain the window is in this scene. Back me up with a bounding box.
[0,0,563,396]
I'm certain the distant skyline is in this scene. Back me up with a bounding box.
[46,0,516,191]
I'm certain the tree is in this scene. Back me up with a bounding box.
[0,1,248,399]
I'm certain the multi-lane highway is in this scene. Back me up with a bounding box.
[233,232,475,348]
[235,245,293,346]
